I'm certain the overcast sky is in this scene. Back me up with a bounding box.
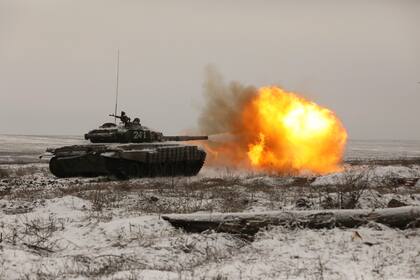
[0,0,419,140]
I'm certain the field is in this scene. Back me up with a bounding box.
[0,135,420,279]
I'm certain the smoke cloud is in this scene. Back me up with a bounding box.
[198,66,257,136]
[197,67,259,168]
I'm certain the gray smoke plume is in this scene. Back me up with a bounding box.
[198,66,257,136]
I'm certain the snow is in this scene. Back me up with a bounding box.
[0,173,419,279]
[371,165,420,178]
[345,139,420,160]
[3,200,418,279]
[312,165,420,187]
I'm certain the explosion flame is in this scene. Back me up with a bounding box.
[242,87,347,174]
[199,73,347,175]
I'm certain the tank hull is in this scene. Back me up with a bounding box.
[48,143,206,178]
[49,155,109,178]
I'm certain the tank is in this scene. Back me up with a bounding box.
[46,113,208,178]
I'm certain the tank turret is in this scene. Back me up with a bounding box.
[84,113,208,144]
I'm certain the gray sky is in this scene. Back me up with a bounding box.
[0,0,419,140]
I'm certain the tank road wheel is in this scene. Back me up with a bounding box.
[127,162,141,178]
[183,158,205,176]
[149,163,162,178]
[183,160,193,176]
[192,159,205,175]
[150,162,173,177]
[153,162,162,177]
[49,157,67,178]
[190,150,206,175]
[104,158,127,180]
[167,162,176,177]
[142,163,151,177]
[155,162,162,177]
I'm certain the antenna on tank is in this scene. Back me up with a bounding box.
[114,48,120,124]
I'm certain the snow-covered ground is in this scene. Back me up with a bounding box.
[345,139,420,160]
[0,135,420,279]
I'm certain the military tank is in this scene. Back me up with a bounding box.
[46,112,208,178]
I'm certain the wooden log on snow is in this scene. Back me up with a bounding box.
[162,206,420,235]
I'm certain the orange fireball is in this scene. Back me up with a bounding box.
[201,86,347,174]
[242,87,347,174]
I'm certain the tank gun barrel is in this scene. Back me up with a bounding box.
[163,136,208,142]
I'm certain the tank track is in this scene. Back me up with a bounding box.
[49,155,108,178]
[49,151,206,179]
[105,158,205,179]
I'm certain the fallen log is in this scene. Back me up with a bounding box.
[162,206,420,235]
